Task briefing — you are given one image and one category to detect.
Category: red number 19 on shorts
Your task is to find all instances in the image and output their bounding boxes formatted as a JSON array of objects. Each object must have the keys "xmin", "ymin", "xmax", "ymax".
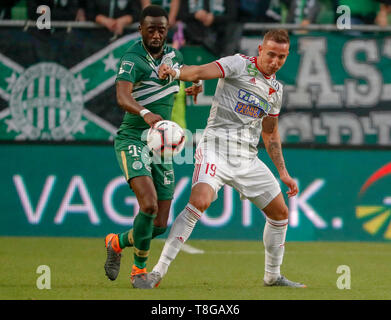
[
  {"xmin": 192, "ymin": 162, "xmax": 217, "ymax": 184},
  {"xmin": 205, "ymin": 162, "xmax": 216, "ymax": 177}
]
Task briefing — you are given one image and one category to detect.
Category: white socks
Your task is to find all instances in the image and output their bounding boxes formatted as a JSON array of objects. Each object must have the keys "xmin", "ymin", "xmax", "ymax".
[
  {"xmin": 153, "ymin": 204, "xmax": 288, "ymax": 284},
  {"xmin": 263, "ymin": 217, "xmax": 288, "ymax": 284},
  {"xmin": 152, "ymin": 203, "xmax": 201, "ymax": 277}
]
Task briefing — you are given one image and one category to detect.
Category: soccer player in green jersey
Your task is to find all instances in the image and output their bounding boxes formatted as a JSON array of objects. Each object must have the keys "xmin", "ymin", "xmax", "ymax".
[{"xmin": 103, "ymin": 5, "xmax": 201, "ymax": 289}]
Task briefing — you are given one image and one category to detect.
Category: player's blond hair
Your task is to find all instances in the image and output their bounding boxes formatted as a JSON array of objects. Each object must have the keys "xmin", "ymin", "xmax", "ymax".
[{"xmin": 263, "ymin": 29, "xmax": 290, "ymax": 45}]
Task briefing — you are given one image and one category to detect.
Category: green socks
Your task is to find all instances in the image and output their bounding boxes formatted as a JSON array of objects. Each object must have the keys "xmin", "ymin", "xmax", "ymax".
[
  {"xmin": 117, "ymin": 212, "xmax": 168, "ymax": 269},
  {"xmin": 132, "ymin": 211, "xmax": 155, "ymax": 269},
  {"xmin": 118, "ymin": 226, "xmax": 167, "ymax": 249},
  {"xmin": 118, "ymin": 230, "xmax": 133, "ymax": 249}
]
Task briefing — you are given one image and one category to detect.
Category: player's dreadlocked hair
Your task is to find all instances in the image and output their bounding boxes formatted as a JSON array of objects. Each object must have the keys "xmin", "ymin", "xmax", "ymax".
[
  {"xmin": 263, "ymin": 29, "xmax": 290, "ymax": 45},
  {"xmin": 140, "ymin": 5, "xmax": 169, "ymax": 24}
]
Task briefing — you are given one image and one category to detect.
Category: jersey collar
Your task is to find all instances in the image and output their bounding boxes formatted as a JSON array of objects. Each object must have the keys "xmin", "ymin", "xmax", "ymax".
[
  {"xmin": 252, "ymin": 56, "xmax": 273, "ymax": 79},
  {"xmin": 142, "ymin": 41, "xmax": 167, "ymax": 66}
]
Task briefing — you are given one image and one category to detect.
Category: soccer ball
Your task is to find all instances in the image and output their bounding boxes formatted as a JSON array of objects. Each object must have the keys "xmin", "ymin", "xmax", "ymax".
[{"xmin": 147, "ymin": 120, "xmax": 186, "ymax": 157}]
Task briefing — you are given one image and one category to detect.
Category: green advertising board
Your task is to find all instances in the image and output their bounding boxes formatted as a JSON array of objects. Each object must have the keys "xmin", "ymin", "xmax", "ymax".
[{"xmin": 1, "ymin": 144, "xmax": 390, "ymax": 241}]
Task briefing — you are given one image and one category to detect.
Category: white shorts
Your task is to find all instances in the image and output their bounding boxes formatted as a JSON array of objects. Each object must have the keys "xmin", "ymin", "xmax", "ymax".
[{"xmin": 192, "ymin": 144, "xmax": 281, "ymax": 209}]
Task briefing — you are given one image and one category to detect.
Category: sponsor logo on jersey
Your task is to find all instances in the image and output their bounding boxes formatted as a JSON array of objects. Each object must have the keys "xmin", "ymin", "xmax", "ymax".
[
  {"xmin": 234, "ymin": 101, "xmax": 264, "ymax": 118},
  {"xmin": 237, "ymin": 89, "xmax": 271, "ymax": 114},
  {"xmin": 271, "ymin": 78, "xmax": 280, "ymax": 92}
]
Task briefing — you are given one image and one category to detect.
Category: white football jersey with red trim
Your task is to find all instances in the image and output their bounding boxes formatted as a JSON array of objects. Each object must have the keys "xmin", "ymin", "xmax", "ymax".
[{"xmin": 199, "ymin": 54, "xmax": 283, "ymax": 159}]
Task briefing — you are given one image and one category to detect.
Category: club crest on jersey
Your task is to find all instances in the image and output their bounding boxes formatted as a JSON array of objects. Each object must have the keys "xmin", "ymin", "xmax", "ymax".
[
  {"xmin": 161, "ymin": 51, "xmax": 176, "ymax": 67},
  {"xmin": 247, "ymin": 63, "xmax": 258, "ymax": 76},
  {"xmin": 237, "ymin": 89, "xmax": 271, "ymax": 114}
]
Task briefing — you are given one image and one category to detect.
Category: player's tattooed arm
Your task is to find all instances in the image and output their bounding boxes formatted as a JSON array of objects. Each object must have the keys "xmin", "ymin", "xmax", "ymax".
[
  {"xmin": 262, "ymin": 117, "xmax": 286, "ymax": 175},
  {"xmin": 262, "ymin": 116, "xmax": 298, "ymax": 197}
]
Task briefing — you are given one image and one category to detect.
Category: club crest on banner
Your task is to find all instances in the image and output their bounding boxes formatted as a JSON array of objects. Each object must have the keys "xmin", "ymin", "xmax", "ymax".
[
  {"xmin": 8, "ymin": 63, "xmax": 84, "ymax": 140},
  {"xmin": 0, "ymin": 32, "xmax": 141, "ymax": 141}
]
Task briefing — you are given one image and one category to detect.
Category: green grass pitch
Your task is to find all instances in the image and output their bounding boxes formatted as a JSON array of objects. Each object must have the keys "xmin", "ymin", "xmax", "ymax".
[{"xmin": 1, "ymin": 237, "xmax": 390, "ymax": 300}]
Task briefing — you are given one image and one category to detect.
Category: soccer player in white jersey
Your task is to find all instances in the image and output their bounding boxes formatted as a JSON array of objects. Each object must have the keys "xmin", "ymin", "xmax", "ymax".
[{"xmin": 147, "ymin": 29, "xmax": 306, "ymax": 288}]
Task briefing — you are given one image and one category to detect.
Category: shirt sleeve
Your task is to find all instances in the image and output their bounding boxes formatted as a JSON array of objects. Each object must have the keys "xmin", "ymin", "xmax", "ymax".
[
  {"xmin": 268, "ymin": 85, "xmax": 283, "ymax": 117},
  {"xmin": 177, "ymin": 50, "xmax": 184, "ymax": 67},
  {"xmin": 214, "ymin": 54, "xmax": 245, "ymax": 79},
  {"xmin": 116, "ymin": 54, "xmax": 144, "ymax": 83}
]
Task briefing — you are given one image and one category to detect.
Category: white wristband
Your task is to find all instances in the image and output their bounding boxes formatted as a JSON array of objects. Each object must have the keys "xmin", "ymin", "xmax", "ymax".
[
  {"xmin": 193, "ymin": 80, "xmax": 203, "ymax": 87},
  {"xmin": 173, "ymin": 68, "xmax": 181, "ymax": 80},
  {"xmin": 139, "ymin": 109, "xmax": 151, "ymax": 118}
]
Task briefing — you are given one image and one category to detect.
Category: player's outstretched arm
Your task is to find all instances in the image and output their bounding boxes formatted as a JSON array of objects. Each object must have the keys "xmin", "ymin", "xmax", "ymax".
[
  {"xmin": 262, "ymin": 116, "xmax": 298, "ymax": 197},
  {"xmin": 159, "ymin": 62, "xmax": 223, "ymax": 82},
  {"xmin": 116, "ymin": 80, "xmax": 162, "ymax": 126}
]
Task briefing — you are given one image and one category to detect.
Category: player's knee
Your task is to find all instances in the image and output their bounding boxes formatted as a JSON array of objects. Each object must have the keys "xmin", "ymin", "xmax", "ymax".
[
  {"xmin": 275, "ymin": 204, "xmax": 289, "ymax": 221},
  {"xmin": 139, "ymin": 200, "xmax": 158, "ymax": 215},
  {"xmin": 189, "ymin": 198, "xmax": 211, "ymax": 213},
  {"xmin": 136, "ymin": 191, "xmax": 158, "ymax": 214}
]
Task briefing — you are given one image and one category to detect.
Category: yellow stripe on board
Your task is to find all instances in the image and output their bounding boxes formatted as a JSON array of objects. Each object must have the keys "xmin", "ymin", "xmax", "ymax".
[
  {"xmin": 363, "ymin": 210, "xmax": 391, "ymax": 235},
  {"xmin": 121, "ymin": 151, "xmax": 129, "ymax": 181},
  {"xmin": 384, "ymin": 220, "xmax": 391, "ymax": 240},
  {"xmin": 356, "ymin": 206, "xmax": 384, "ymax": 218}
]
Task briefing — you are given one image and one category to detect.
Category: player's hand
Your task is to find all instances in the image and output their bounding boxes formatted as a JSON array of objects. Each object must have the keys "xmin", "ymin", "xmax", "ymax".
[
  {"xmin": 158, "ymin": 63, "xmax": 175, "ymax": 80},
  {"xmin": 143, "ymin": 112, "xmax": 163, "ymax": 127},
  {"xmin": 185, "ymin": 84, "xmax": 203, "ymax": 104},
  {"xmin": 280, "ymin": 174, "xmax": 299, "ymax": 198}
]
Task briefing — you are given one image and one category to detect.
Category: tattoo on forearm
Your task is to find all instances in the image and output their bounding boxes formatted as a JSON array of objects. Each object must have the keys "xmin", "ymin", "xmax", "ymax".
[
  {"xmin": 267, "ymin": 140, "xmax": 286, "ymax": 172},
  {"xmin": 262, "ymin": 117, "xmax": 286, "ymax": 173}
]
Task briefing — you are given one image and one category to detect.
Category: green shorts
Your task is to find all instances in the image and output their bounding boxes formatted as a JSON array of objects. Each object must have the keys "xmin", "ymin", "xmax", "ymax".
[{"xmin": 114, "ymin": 139, "xmax": 175, "ymax": 201}]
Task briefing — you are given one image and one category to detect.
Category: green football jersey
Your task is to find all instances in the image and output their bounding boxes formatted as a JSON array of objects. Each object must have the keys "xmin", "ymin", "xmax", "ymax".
[{"xmin": 115, "ymin": 40, "xmax": 183, "ymax": 146}]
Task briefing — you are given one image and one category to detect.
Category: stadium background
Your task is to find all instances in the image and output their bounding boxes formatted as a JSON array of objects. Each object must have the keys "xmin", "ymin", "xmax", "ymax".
[{"xmin": 1, "ymin": 2, "xmax": 391, "ymax": 246}]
